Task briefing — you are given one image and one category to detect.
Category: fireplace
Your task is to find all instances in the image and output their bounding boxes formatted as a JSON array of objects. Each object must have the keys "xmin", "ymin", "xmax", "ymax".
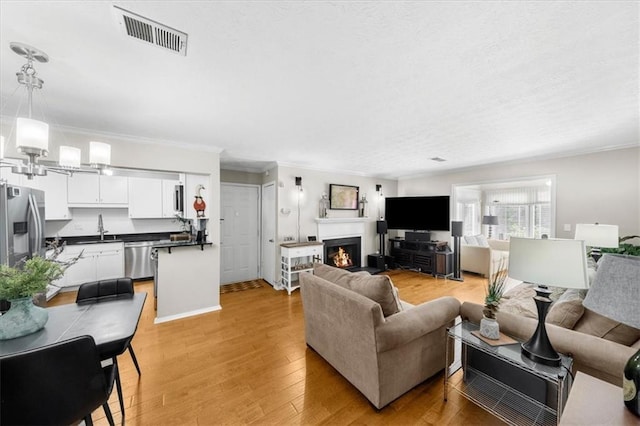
[{"xmin": 324, "ymin": 237, "xmax": 361, "ymax": 271}]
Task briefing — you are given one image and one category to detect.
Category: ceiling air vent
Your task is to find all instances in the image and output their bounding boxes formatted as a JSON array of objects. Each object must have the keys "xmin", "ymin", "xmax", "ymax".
[{"xmin": 114, "ymin": 5, "xmax": 188, "ymax": 56}]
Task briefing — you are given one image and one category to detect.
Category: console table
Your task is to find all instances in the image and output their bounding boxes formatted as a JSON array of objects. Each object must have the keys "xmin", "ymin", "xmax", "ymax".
[
  {"xmin": 389, "ymin": 238, "xmax": 451, "ymax": 276},
  {"xmin": 280, "ymin": 242, "xmax": 324, "ymax": 295}
]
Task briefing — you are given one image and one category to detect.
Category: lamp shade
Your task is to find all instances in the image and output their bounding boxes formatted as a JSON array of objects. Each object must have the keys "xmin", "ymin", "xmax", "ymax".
[
  {"xmin": 16, "ymin": 117, "xmax": 49, "ymax": 152},
  {"xmin": 574, "ymin": 223, "xmax": 619, "ymax": 248},
  {"xmin": 508, "ymin": 237, "xmax": 589, "ymax": 289},
  {"xmin": 89, "ymin": 141, "xmax": 111, "ymax": 166},
  {"xmin": 482, "ymin": 215, "xmax": 499, "ymax": 225},
  {"xmin": 58, "ymin": 146, "xmax": 81, "ymax": 169},
  {"xmin": 583, "ymin": 254, "xmax": 640, "ymax": 329}
]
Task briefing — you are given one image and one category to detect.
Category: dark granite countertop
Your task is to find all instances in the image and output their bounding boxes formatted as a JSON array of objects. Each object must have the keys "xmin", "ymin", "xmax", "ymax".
[
  {"xmin": 153, "ymin": 240, "xmax": 212, "ymax": 249},
  {"xmin": 47, "ymin": 232, "xmax": 175, "ymax": 246}
]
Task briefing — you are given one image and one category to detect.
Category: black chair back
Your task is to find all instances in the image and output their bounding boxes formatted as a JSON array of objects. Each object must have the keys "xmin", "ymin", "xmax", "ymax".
[
  {"xmin": 76, "ymin": 277, "xmax": 134, "ymax": 304},
  {"xmin": 0, "ymin": 335, "xmax": 112, "ymax": 426}
]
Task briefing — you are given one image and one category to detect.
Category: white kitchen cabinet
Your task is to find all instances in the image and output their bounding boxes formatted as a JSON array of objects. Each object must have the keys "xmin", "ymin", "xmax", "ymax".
[
  {"xmin": 128, "ymin": 177, "xmax": 182, "ymax": 219},
  {"xmin": 53, "ymin": 242, "xmax": 124, "ymax": 288},
  {"xmin": 128, "ymin": 177, "xmax": 163, "ymax": 218},
  {"xmin": 0, "ymin": 159, "xmax": 25, "ymax": 186},
  {"xmin": 29, "ymin": 172, "xmax": 72, "ymax": 220},
  {"xmin": 68, "ymin": 173, "xmax": 128, "ymax": 207},
  {"xmin": 184, "ymin": 173, "xmax": 210, "ymax": 220}
]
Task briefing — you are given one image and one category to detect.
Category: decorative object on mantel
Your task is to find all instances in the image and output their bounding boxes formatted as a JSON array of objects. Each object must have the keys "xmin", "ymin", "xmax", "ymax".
[
  {"xmin": 319, "ymin": 193, "xmax": 329, "ymax": 218},
  {"xmin": 193, "ymin": 184, "xmax": 206, "ymax": 217},
  {"xmin": 359, "ymin": 194, "xmax": 368, "ymax": 218},
  {"xmin": 480, "ymin": 261, "xmax": 507, "ymax": 340},
  {"xmin": 582, "ymin": 254, "xmax": 640, "ymax": 417},
  {"xmin": 0, "ymin": 42, "xmax": 112, "ymax": 179},
  {"xmin": 0, "ymin": 241, "xmax": 81, "ymax": 340}
]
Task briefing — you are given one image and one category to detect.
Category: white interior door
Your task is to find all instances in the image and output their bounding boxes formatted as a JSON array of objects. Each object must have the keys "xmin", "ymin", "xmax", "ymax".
[
  {"xmin": 261, "ymin": 182, "xmax": 277, "ymax": 286},
  {"xmin": 221, "ymin": 184, "xmax": 260, "ymax": 285}
]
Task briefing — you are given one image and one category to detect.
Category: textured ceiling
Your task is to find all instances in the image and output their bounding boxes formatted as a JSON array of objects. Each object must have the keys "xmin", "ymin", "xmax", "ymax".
[{"xmin": 0, "ymin": 1, "xmax": 638, "ymax": 179}]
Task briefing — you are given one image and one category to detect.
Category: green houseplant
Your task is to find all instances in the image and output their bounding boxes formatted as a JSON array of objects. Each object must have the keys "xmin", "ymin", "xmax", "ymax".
[
  {"xmin": 480, "ymin": 262, "xmax": 508, "ymax": 339},
  {"xmin": 0, "ymin": 241, "xmax": 81, "ymax": 340}
]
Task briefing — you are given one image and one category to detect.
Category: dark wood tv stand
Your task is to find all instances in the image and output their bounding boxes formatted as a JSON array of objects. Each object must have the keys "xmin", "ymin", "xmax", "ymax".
[{"xmin": 389, "ymin": 238, "xmax": 452, "ymax": 276}]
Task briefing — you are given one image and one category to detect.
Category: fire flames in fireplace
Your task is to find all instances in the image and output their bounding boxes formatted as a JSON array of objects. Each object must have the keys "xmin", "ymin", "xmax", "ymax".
[{"xmin": 332, "ymin": 247, "xmax": 353, "ymax": 268}]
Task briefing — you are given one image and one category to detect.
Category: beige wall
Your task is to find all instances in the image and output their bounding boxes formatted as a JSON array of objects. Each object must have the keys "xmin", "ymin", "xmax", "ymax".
[
  {"xmin": 221, "ymin": 170, "xmax": 264, "ymax": 185},
  {"xmin": 398, "ymin": 147, "xmax": 640, "ymax": 238}
]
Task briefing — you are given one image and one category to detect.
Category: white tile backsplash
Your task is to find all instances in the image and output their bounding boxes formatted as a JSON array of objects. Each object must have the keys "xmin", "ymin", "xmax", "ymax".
[{"xmin": 45, "ymin": 208, "xmax": 182, "ymax": 238}]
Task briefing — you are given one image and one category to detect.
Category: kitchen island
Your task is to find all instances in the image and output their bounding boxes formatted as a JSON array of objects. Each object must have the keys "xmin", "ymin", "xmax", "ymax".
[{"xmin": 153, "ymin": 240, "xmax": 219, "ymax": 324}]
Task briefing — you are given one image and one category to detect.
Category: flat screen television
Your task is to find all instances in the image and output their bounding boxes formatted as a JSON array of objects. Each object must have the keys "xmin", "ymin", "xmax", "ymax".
[
  {"xmin": 384, "ymin": 196, "xmax": 450, "ymax": 231},
  {"xmin": 329, "ymin": 184, "xmax": 359, "ymax": 210}
]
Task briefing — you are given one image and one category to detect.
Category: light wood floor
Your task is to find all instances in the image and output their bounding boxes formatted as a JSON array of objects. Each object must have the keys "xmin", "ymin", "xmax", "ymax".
[{"xmin": 50, "ymin": 270, "xmax": 504, "ymax": 425}]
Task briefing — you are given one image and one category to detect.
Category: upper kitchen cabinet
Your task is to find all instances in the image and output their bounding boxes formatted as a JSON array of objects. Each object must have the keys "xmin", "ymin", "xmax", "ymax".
[
  {"xmin": 0, "ymin": 159, "xmax": 24, "ymax": 186},
  {"xmin": 28, "ymin": 172, "xmax": 72, "ymax": 220},
  {"xmin": 67, "ymin": 173, "xmax": 128, "ymax": 207},
  {"xmin": 128, "ymin": 177, "xmax": 163, "ymax": 218},
  {"xmin": 184, "ymin": 174, "xmax": 210, "ymax": 220},
  {"xmin": 128, "ymin": 177, "xmax": 183, "ymax": 219}
]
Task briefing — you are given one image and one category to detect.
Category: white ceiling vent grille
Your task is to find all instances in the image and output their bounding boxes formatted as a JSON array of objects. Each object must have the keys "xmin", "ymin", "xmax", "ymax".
[{"xmin": 114, "ymin": 6, "xmax": 187, "ymax": 56}]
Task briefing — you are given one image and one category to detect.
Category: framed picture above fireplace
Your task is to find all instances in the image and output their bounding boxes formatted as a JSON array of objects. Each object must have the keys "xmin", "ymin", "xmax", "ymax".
[{"xmin": 329, "ymin": 184, "xmax": 359, "ymax": 210}]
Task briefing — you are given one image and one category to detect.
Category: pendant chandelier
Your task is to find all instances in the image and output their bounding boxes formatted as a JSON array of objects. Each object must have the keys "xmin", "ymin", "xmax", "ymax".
[{"xmin": 0, "ymin": 42, "xmax": 111, "ymax": 179}]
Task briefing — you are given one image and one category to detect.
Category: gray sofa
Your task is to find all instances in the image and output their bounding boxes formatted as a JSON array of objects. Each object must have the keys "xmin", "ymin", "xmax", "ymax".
[{"xmin": 299, "ymin": 264, "xmax": 460, "ymax": 409}]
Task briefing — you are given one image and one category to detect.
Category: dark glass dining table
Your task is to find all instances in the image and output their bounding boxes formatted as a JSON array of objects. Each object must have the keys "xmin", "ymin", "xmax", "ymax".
[{"xmin": 0, "ymin": 292, "xmax": 147, "ymax": 358}]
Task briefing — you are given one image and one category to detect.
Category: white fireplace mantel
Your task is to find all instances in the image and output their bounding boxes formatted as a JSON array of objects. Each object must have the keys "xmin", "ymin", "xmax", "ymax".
[{"xmin": 316, "ymin": 218, "xmax": 367, "ymax": 267}]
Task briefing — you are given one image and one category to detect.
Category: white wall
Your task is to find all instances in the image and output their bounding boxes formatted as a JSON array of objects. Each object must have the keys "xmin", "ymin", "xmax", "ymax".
[{"xmin": 399, "ymin": 147, "xmax": 640, "ymax": 239}]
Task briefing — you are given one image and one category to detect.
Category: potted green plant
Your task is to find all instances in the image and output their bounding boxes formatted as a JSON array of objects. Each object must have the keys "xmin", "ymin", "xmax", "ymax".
[
  {"xmin": 0, "ymin": 241, "xmax": 81, "ymax": 340},
  {"xmin": 480, "ymin": 261, "xmax": 508, "ymax": 340}
]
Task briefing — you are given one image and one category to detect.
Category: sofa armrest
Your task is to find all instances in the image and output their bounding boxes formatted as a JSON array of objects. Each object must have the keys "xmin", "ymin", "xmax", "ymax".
[
  {"xmin": 375, "ymin": 296, "xmax": 460, "ymax": 353},
  {"xmin": 488, "ymin": 239, "xmax": 510, "ymax": 251},
  {"xmin": 460, "ymin": 245, "xmax": 492, "ymax": 276}
]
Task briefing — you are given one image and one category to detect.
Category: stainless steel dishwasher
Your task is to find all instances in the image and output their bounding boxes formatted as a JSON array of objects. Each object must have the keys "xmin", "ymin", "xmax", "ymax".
[{"xmin": 124, "ymin": 241, "xmax": 155, "ymax": 279}]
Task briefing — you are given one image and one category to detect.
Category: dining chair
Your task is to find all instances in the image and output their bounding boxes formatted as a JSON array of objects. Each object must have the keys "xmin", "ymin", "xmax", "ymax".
[
  {"xmin": 0, "ymin": 335, "xmax": 116, "ymax": 426},
  {"xmin": 76, "ymin": 277, "xmax": 142, "ymax": 419}
]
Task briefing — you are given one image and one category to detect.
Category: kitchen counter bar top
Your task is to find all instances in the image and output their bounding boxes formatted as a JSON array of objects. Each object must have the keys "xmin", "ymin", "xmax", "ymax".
[
  {"xmin": 47, "ymin": 232, "xmax": 174, "ymax": 246},
  {"xmin": 154, "ymin": 240, "xmax": 213, "ymax": 249}
]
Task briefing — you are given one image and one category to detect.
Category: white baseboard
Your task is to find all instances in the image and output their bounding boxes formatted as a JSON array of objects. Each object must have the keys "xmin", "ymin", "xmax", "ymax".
[{"xmin": 154, "ymin": 305, "xmax": 222, "ymax": 324}]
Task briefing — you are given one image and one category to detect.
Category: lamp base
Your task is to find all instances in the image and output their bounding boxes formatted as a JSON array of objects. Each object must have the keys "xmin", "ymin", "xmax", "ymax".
[{"xmin": 521, "ymin": 286, "xmax": 561, "ymax": 367}]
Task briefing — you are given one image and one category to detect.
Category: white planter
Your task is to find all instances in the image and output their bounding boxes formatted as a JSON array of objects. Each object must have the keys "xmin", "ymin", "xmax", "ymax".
[{"xmin": 480, "ymin": 316, "xmax": 500, "ymax": 340}]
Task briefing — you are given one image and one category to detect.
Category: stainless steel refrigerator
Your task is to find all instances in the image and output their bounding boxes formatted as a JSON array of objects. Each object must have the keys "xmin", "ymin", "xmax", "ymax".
[{"xmin": 0, "ymin": 183, "xmax": 46, "ymax": 267}]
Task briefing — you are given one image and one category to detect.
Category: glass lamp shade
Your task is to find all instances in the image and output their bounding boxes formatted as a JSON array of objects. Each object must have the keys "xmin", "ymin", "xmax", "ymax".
[
  {"xmin": 89, "ymin": 141, "xmax": 111, "ymax": 166},
  {"xmin": 58, "ymin": 146, "xmax": 81, "ymax": 169},
  {"xmin": 16, "ymin": 117, "xmax": 49, "ymax": 152}
]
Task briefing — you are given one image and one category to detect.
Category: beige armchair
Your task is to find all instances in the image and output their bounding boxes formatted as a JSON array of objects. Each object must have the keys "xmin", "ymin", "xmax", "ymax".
[
  {"xmin": 300, "ymin": 264, "xmax": 460, "ymax": 409},
  {"xmin": 461, "ymin": 239, "xmax": 509, "ymax": 278}
]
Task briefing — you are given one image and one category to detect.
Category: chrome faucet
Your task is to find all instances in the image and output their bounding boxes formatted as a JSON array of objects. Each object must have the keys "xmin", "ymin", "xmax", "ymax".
[{"xmin": 98, "ymin": 214, "xmax": 108, "ymax": 240}]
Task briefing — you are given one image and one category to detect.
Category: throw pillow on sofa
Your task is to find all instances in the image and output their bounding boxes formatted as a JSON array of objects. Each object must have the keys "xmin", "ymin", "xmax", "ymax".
[
  {"xmin": 499, "ymin": 283, "xmax": 585, "ymax": 329},
  {"xmin": 313, "ymin": 263, "xmax": 402, "ymax": 317}
]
